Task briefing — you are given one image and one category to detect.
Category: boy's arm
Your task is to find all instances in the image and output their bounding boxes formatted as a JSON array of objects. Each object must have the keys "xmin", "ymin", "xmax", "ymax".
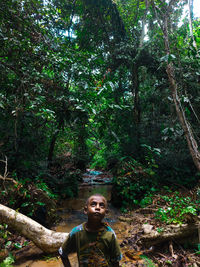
[
  {"xmin": 59, "ymin": 230, "xmax": 75, "ymax": 267},
  {"xmin": 60, "ymin": 254, "xmax": 71, "ymax": 267},
  {"xmin": 109, "ymin": 229, "xmax": 122, "ymax": 267}
]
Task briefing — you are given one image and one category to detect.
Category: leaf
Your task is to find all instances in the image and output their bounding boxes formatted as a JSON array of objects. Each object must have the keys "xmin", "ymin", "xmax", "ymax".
[
  {"xmin": 36, "ymin": 201, "xmax": 45, "ymax": 206},
  {"xmin": 97, "ymin": 88, "xmax": 104, "ymax": 95},
  {"xmin": 21, "ymin": 202, "xmax": 29, "ymax": 207},
  {"xmin": 0, "ymin": 102, "xmax": 4, "ymax": 109},
  {"xmin": 160, "ymin": 54, "xmax": 169, "ymax": 62},
  {"xmin": 0, "ymin": 254, "xmax": 14, "ymax": 266},
  {"xmin": 14, "ymin": 242, "xmax": 22, "ymax": 249},
  {"xmin": 5, "ymin": 241, "xmax": 12, "ymax": 248},
  {"xmin": 124, "ymin": 250, "xmax": 142, "ymax": 261}
]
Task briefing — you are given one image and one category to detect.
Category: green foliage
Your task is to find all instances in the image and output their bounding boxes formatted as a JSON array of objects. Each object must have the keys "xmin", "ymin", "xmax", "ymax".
[
  {"xmin": 90, "ymin": 151, "xmax": 107, "ymax": 169},
  {"xmin": 57, "ymin": 172, "xmax": 79, "ymax": 198},
  {"xmin": 139, "ymin": 190, "xmax": 156, "ymax": 208},
  {"xmin": 141, "ymin": 144, "xmax": 160, "ymax": 172},
  {"xmin": 0, "ymin": 3, "xmax": 200, "ymax": 265},
  {"xmin": 35, "ymin": 177, "xmax": 58, "ymax": 200},
  {"xmin": 0, "ymin": 223, "xmax": 28, "ymax": 262},
  {"xmin": 0, "ymin": 174, "xmax": 58, "ymax": 225},
  {"xmin": 156, "ymin": 227, "xmax": 164, "ymax": 233},
  {"xmin": 112, "ymin": 155, "xmax": 158, "ymax": 208},
  {"xmin": 0, "ymin": 254, "xmax": 14, "ymax": 267},
  {"xmin": 14, "ymin": 177, "xmax": 57, "ymax": 217},
  {"xmin": 195, "ymin": 244, "xmax": 200, "ymax": 255},
  {"xmin": 0, "ymin": 224, "xmax": 10, "ymax": 242},
  {"xmin": 155, "ymin": 192, "xmax": 198, "ymax": 224},
  {"xmin": 140, "ymin": 255, "xmax": 156, "ymax": 267},
  {"xmin": 88, "ymin": 142, "xmax": 121, "ymax": 170}
]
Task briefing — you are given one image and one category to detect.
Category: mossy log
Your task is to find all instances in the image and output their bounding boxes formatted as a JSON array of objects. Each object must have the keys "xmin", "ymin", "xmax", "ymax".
[
  {"xmin": 0, "ymin": 204, "xmax": 68, "ymax": 253},
  {"xmin": 137, "ymin": 223, "xmax": 200, "ymax": 247}
]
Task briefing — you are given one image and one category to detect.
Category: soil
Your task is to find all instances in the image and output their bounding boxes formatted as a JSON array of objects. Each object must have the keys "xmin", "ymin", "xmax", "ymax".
[{"xmin": 116, "ymin": 211, "xmax": 200, "ymax": 266}]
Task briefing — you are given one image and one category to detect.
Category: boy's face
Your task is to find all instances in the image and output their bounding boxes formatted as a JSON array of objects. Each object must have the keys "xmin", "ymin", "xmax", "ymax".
[{"xmin": 84, "ymin": 195, "xmax": 108, "ymax": 222}]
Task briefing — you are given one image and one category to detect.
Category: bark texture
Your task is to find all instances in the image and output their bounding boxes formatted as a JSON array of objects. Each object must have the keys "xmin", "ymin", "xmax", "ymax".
[
  {"xmin": 137, "ymin": 223, "xmax": 200, "ymax": 247},
  {"xmin": 0, "ymin": 204, "xmax": 68, "ymax": 253}
]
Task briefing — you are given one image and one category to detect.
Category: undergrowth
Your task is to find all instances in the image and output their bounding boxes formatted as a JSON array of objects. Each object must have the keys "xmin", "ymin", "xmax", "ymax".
[
  {"xmin": 155, "ymin": 190, "xmax": 199, "ymax": 224},
  {"xmin": 0, "ymin": 254, "xmax": 14, "ymax": 267}
]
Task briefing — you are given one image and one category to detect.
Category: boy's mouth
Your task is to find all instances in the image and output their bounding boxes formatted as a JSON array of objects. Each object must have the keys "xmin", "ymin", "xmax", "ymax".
[{"xmin": 93, "ymin": 212, "xmax": 101, "ymax": 216}]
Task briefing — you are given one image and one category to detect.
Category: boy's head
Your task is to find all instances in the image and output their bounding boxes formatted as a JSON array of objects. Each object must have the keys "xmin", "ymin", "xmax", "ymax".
[{"xmin": 84, "ymin": 194, "xmax": 108, "ymax": 222}]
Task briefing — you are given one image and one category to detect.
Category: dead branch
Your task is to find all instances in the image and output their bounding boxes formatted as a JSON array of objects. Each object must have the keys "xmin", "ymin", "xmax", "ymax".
[{"xmin": 0, "ymin": 156, "xmax": 18, "ymax": 192}]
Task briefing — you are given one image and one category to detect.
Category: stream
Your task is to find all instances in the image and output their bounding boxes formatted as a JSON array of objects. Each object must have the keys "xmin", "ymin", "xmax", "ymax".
[{"xmin": 14, "ymin": 170, "xmax": 128, "ymax": 267}]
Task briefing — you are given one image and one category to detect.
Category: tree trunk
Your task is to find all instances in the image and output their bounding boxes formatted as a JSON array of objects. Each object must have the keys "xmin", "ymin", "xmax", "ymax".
[
  {"xmin": 132, "ymin": 64, "xmax": 141, "ymax": 154},
  {"xmin": 188, "ymin": 0, "xmax": 197, "ymax": 49},
  {"xmin": 162, "ymin": 15, "xmax": 200, "ymax": 172},
  {"xmin": 48, "ymin": 120, "xmax": 63, "ymax": 166},
  {"xmin": 0, "ymin": 204, "xmax": 68, "ymax": 253},
  {"xmin": 132, "ymin": 64, "xmax": 140, "ymax": 125}
]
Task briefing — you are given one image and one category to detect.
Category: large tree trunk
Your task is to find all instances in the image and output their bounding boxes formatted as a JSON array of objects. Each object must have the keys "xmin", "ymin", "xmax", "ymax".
[{"xmin": 0, "ymin": 204, "xmax": 68, "ymax": 253}]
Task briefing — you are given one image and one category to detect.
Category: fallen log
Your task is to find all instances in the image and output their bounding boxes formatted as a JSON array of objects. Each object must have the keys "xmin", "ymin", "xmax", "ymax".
[
  {"xmin": 137, "ymin": 223, "xmax": 200, "ymax": 247},
  {"xmin": 0, "ymin": 204, "xmax": 68, "ymax": 253}
]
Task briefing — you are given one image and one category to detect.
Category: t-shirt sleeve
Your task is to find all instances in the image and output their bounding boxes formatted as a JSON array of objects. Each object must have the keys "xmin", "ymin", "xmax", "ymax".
[
  {"xmin": 110, "ymin": 232, "xmax": 122, "ymax": 263},
  {"xmin": 58, "ymin": 229, "xmax": 76, "ymax": 258}
]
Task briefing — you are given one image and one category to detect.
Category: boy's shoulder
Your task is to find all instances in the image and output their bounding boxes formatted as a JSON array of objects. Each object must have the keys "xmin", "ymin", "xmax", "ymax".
[
  {"xmin": 69, "ymin": 223, "xmax": 84, "ymax": 237},
  {"xmin": 69, "ymin": 223, "xmax": 116, "ymax": 237},
  {"xmin": 103, "ymin": 223, "xmax": 117, "ymax": 238}
]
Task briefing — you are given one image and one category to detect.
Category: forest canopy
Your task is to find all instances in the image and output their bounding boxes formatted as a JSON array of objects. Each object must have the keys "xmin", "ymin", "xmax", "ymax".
[{"xmin": 0, "ymin": 0, "xmax": 200, "ymax": 207}]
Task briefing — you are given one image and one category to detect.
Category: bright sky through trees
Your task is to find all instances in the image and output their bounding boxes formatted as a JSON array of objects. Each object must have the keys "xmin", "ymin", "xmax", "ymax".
[{"xmin": 193, "ymin": 0, "xmax": 200, "ymax": 17}]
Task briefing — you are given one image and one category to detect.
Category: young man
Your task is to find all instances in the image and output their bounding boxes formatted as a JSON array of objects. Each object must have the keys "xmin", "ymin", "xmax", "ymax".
[{"xmin": 59, "ymin": 194, "xmax": 122, "ymax": 266}]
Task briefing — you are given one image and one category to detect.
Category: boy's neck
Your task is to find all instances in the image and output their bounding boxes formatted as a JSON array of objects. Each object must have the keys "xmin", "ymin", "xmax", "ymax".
[{"xmin": 85, "ymin": 220, "xmax": 104, "ymax": 232}]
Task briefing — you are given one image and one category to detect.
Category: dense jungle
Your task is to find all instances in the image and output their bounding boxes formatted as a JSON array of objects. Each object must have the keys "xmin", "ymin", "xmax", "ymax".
[{"xmin": 0, "ymin": 0, "xmax": 200, "ymax": 266}]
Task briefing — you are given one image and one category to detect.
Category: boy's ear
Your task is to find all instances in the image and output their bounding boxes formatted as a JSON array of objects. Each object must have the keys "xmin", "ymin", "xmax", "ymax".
[
  {"xmin": 84, "ymin": 205, "xmax": 88, "ymax": 214},
  {"xmin": 105, "ymin": 208, "xmax": 109, "ymax": 214}
]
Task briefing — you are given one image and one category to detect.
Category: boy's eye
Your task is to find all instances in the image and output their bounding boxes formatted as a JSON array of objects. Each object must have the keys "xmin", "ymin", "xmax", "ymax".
[{"xmin": 90, "ymin": 202, "xmax": 105, "ymax": 208}]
